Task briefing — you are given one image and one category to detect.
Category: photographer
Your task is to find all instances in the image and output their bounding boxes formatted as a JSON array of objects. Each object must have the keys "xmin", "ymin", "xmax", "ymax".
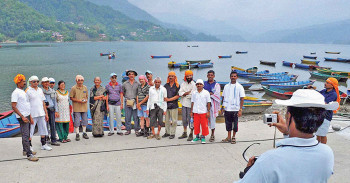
[{"xmin": 235, "ymin": 89, "xmax": 338, "ymax": 183}]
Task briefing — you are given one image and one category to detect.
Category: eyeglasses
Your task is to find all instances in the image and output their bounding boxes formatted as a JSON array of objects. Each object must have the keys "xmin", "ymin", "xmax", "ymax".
[
  {"xmin": 32, "ymin": 81, "xmax": 39, "ymax": 83},
  {"xmin": 77, "ymin": 79, "xmax": 84, "ymax": 82}
]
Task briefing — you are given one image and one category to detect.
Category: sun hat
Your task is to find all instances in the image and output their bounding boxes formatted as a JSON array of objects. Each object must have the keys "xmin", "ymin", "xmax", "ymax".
[
  {"xmin": 196, "ymin": 79, "xmax": 204, "ymax": 85},
  {"xmin": 49, "ymin": 78, "xmax": 55, "ymax": 83},
  {"xmin": 126, "ymin": 70, "xmax": 138, "ymax": 76},
  {"xmin": 275, "ymin": 89, "xmax": 339, "ymax": 110},
  {"xmin": 41, "ymin": 77, "xmax": 49, "ymax": 83},
  {"xmin": 110, "ymin": 73, "xmax": 117, "ymax": 77}
]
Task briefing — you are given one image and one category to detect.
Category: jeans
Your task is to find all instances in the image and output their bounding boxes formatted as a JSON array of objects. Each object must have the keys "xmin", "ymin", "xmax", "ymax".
[
  {"xmin": 48, "ymin": 109, "xmax": 57, "ymax": 142},
  {"xmin": 125, "ymin": 106, "xmax": 140, "ymax": 131},
  {"xmin": 18, "ymin": 116, "xmax": 32, "ymax": 157},
  {"xmin": 108, "ymin": 104, "xmax": 122, "ymax": 133}
]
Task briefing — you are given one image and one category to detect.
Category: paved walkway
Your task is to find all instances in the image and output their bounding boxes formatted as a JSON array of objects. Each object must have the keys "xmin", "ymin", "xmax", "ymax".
[{"xmin": 0, "ymin": 120, "xmax": 349, "ymax": 183}]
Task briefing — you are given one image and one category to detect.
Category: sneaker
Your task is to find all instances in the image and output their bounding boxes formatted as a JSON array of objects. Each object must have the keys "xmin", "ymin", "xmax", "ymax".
[
  {"xmin": 27, "ymin": 154, "xmax": 39, "ymax": 162},
  {"xmin": 178, "ymin": 132, "xmax": 188, "ymax": 139},
  {"xmin": 41, "ymin": 144, "xmax": 52, "ymax": 151},
  {"xmin": 51, "ymin": 142, "xmax": 60, "ymax": 146},
  {"xmin": 191, "ymin": 137, "xmax": 200, "ymax": 143},
  {"xmin": 23, "ymin": 151, "xmax": 37, "ymax": 156},
  {"xmin": 169, "ymin": 135, "xmax": 175, "ymax": 139},
  {"xmin": 162, "ymin": 133, "xmax": 170, "ymax": 138},
  {"xmin": 108, "ymin": 132, "xmax": 114, "ymax": 136},
  {"xmin": 76, "ymin": 134, "xmax": 80, "ymax": 141},
  {"xmin": 83, "ymin": 133, "xmax": 89, "ymax": 139},
  {"xmin": 201, "ymin": 138, "xmax": 206, "ymax": 144},
  {"xmin": 187, "ymin": 133, "xmax": 193, "ymax": 141}
]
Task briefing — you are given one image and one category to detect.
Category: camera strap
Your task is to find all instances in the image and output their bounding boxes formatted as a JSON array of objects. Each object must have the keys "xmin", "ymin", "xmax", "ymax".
[{"xmin": 278, "ymin": 141, "xmax": 319, "ymax": 148}]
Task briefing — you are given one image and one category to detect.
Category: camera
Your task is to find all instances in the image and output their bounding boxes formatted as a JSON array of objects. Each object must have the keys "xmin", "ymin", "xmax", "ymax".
[{"xmin": 263, "ymin": 114, "xmax": 277, "ymax": 124}]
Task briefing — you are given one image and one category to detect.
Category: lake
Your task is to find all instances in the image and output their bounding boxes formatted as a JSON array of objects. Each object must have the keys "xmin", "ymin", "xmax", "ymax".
[{"xmin": 0, "ymin": 41, "xmax": 349, "ymax": 112}]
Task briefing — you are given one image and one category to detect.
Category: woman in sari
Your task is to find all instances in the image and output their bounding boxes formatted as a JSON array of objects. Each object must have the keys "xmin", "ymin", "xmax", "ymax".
[
  {"xmin": 90, "ymin": 77, "xmax": 107, "ymax": 137},
  {"xmin": 55, "ymin": 80, "xmax": 71, "ymax": 143}
]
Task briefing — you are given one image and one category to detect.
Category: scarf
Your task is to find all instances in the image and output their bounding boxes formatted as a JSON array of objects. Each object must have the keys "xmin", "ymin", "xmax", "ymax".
[{"xmin": 326, "ymin": 78, "xmax": 340, "ymax": 113}]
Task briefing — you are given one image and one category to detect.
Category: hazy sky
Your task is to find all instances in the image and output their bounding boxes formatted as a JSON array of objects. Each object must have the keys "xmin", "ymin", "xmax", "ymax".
[{"xmin": 128, "ymin": 0, "xmax": 350, "ymax": 34}]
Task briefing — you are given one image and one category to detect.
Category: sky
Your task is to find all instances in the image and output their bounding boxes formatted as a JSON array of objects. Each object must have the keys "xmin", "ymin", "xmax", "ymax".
[{"xmin": 128, "ymin": 0, "xmax": 350, "ymax": 35}]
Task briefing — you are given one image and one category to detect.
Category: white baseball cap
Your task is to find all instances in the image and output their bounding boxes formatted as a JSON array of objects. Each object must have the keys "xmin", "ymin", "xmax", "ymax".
[
  {"xmin": 196, "ymin": 79, "xmax": 204, "ymax": 85},
  {"xmin": 28, "ymin": 76, "xmax": 39, "ymax": 82},
  {"xmin": 275, "ymin": 89, "xmax": 339, "ymax": 110},
  {"xmin": 41, "ymin": 77, "xmax": 49, "ymax": 83},
  {"xmin": 49, "ymin": 78, "xmax": 55, "ymax": 83}
]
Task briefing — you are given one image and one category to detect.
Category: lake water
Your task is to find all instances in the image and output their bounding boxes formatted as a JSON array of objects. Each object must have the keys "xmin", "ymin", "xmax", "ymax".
[{"xmin": 0, "ymin": 42, "xmax": 349, "ymax": 112}]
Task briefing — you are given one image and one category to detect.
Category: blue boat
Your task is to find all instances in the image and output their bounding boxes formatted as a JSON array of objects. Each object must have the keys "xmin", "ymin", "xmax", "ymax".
[
  {"xmin": 295, "ymin": 63, "xmax": 318, "ymax": 70},
  {"xmin": 108, "ymin": 54, "xmax": 116, "ymax": 59},
  {"xmin": 324, "ymin": 57, "xmax": 350, "ymax": 62},
  {"xmin": 268, "ymin": 80, "xmax": 315, "ymax": 91},
  {"xmin": 282, "ymin": 61, "xmax": 294, "ymax": 67},
  {"xmin": 173, "ymin": 62, "xmax": 188, "ymax": 68},
  {"xmin": 0, "ymin": 113, "xmax": 21, "ymax": 138},
  {"xmin": 218, "ymin": 55, "xmax": 232, "ymax": 58},
  {"xmin": 236, "ymin": 51, "xmax": 248, "ymax": 54},
  {"xmin": 233, "ymin": 70, "xmax": 253, "ymax": 77},
  {"xmin": 190, "ymin": 63, "xmax": 199, "ymax": 68},
  {"xmin": 303, "ymin": 55, "xmax": 317, "ymax": 59},
  {"xmin": 217, "ymin": 82, "xmax": 254, "ymax": 90},
  {"xmin": 259, "ymin": 72, "xmax": 288, "ymax": 76},
  {"xmin": 151, "ymin": 55, "xmax": 172, "ymax": 59},
  {"xmin": 198, "ymin": 63, "xmax": 214, "ymax": 68},
  {"xmin": 261, "ymin": 78, "xmax": 298, "ymax": 85},
  {"xmin": 262, "ymin": 75, "xmax": 298, "ymax": 81}
]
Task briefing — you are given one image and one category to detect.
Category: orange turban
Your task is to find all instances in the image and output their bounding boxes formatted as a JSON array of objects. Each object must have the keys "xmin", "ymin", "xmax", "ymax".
[
  {"xmin": 184, "ymin": 70, "xmax": 193, "ymax": 81},
  {"xmin": 14, "ymin": 74, "xmax": 26, "ymax": 84},
  {"xmin": 326, "ymin": 77, "xmax": 340, "ymax": 113},
  {"xmin": 167, "ymin": 71, "xmax": 179, "ymax": 87}
]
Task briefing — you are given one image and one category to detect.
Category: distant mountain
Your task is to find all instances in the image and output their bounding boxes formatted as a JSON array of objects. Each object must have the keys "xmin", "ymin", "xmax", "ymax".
[
  {"xmin": 253, "ymin": 19, "xmax": 350, "ymax": 44},
  {"xmin": 86, "ymin": 0, "xmax": 219, "ymax": 41}
]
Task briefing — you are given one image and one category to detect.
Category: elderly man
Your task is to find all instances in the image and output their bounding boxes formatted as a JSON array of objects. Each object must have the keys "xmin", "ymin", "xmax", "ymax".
[
  {"xmin": 26, "ymin": 76, "xmax": 52, "ymax": 151},
  {"xmin": 42, "ymin": 77, "xmax": 60, "ymax": 146},
  {"xmin": 146, "ymin": 77, "xmax": 167, "ymax": 140},
  {"xmin": 178, "ymin": 70, "xmax": 196, "ymax": 140},
  {"xmin": 49, "ymin": 78, "xmax": 55, "ymax": 89},
  {"xmin": 11, "ymin": 74, "xmax": 38, "ymax": 161},
  {"xmin": 163, "ymin": 71, "xmax": 180, "ymax": 139},
  {"xmin": 70, "ymin": 75, "xmax": 89, "ymax": 141},
  {"xmin": 145, "ymin": 70, "xmax": 154, "ymax": 86},
  {"xmin": 235, "ymin": 89, "xmax": 338, "ymax": 182},
  {"xmin": 121, "ymin": 70, "xmax": 140, "ymax": 135},
  {"xmin": 203, "ymin": 70, "xmax": 221, "ymax": 142},
  {"xmin": 106, "ymin": 73, "xmax": 123, "ymax": 136}
]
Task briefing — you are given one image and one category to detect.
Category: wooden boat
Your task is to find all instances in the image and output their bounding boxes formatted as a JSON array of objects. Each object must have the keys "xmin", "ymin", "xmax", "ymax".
[
  {"xmin": 309, "ymin": 72, "xmax": 348, "ymax": 82},
  {"xmin": 247, "ymin": 72, "xmax": 286, "ymax": 81},
  {"xmin": 282, "ymin": 61, "xmax": 294, "ymax": 67},
  {"xmin": 231, "ymin": 66, "xmax": 245, "ymax": 71},
  {"xmin": 260, "ymin": 60, "xmax": 276, "ymax": 66},
  {"xmin": 303, "ymin": 55, "xmax": 317, "ymax": 59},
  {"xmin": 316, "ymin": 68, "xmax": 350, "ymax": 77},
  {"xmin": 262, "ymin": 86, "xmax": 293, "ymax": 100},
  {"xmin": 217, "ymin": 82, "xmax": 254, "ymax": 91},
  {"xmin": 234, "ymin": 70, "xmax": 269, "ymax": 78},
  {"xmin": 246, "ymin": 66, "xmax": 258, "ymax": 73},
  {"xmin": 108, "ymin": 54, "xmax": 115, "ymax": 59},
  {"xmin": 261, "ymin": 78, "xmax": 298, "ymax": 85},
  {"xmin": 218, "ymin": 55, "xmax": 232, "ymax": 58},
  {"xmin": 324, "ymin": 57, "xmax": 350, "ymax": 63},
  {"xmin": 180, "ymin": 64, "xmax": 189, "ymax": 69},
  {"xmin": 151, "ymin": 55, "xmax": 172, "ymax": 58},
  {"xmin": 260, "ymin": 72, "xmax": 288, "ymax": 76},
  {"xmin": 262, "ymin": 75, "xmax": 298, "ymax": 81},
  {"xmin": 173, "ymin": 62, "xmax": 188, "ymax": 68},
  {"xmin": 268, "ymin": 80, "xmax": 315, "ymax": 91},
  {"xmin": 0, "ymin": 114, "xmax": 21, "ymax": 138},
  {"xmin": 185, "ymin": 60, "xmax": 211, "ymax": 64},
  {"xmin": 301, "ymin": 59, "xmax": 320, "ymax": 65},
  {"xmin": 100, "ymin": 53, "xmax": 110, "ymax": 56},
  {"xmin": 325, "ymin": 51, "xmax": 341, "ymax": 54},
  {"xmin": 295, "ymin": 63, "xmax": 319, "ymax": 70},
  {"xmin": 236, "ymin": 51, "xmax": 248, "ymax": 54},
  {"xmin": 310, "ymin": 52, "xmax": 316, "ymax": 54},
  {"xmin": 198, "ymin": 63, "xmax": 214, "ymax": 68},
  {"xmin": 0, "ymin": 110, "xmax": 13, "ymax": 120},
  {"xmin": 168, "ymin": 61, "xmax": 176, "ymax": 68},
  {"xmin": 192, "ymin": 45, "xmax": 199, "ymax": 47},
  {"xmin": 190, "ymin": 63, "xmax": 199, "ymax": 68}
]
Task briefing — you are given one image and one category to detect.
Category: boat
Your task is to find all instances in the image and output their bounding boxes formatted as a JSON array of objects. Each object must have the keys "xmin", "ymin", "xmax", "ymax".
[
  {"xmin": 100, "ymin": 53, "xmax": 110, "ymax": 56},
  {"xmin": 294, "ymin": 63, "xmax": 319, "ymax": 70},
  {"xmin": 309, "ymin": 72, "xmax": 348, "ymax": 82},
  {"xmin": 185, "ymin": 60, "xmax": 211, "ymax": 64},
  {"xmin": 310, "ymin": 52, "xmax": 316, "ymax": 54},
  {"xmin": 248, "ymin": 72, "xmax": 288, "ymax": 81},
  {"xmin": 0, "ymin": 110, "xmax": 13, "ymax": 120},
  {"xmin": 262, "ymin": 86, "xmax": 293, "ymax": 100},
  {"xmin": 303, "ymin": 56, "xmax": 317, "ymax": 59},
  {"xmin": 301, "ymin": 59, "xmax": 320, "ymax": 65},
  {"xmin": 316, "ymin": 68, "xmax": 350, "ymax": 77},
  {"xmin": 121, "ymin": 71, "xmax": 129, "ymax": 83},
  {"xmin": 0, "ymin": 113, "xmax": 21, "ymax": 138},
  {"xmin": 325, "ymin": 51, "xmax": 341, "ymax": 54},
  {"xmin": 218, "ymin": 55, "xmax": 232, "ymax": 58},
  {"xmin": 236, "ymin": 51, "xmax": 248, "ymax": 54},
  {"xmin": 190, "ymin": 63, "xmax": 199, "ymax": 68},
  {"xmin": 268, "ymin": 80, "xmax": 315, "ymax": 91},
  {"xmin": 261, "ymin": 77, "xmax": 298, "ymax": 85},
  {"xmin": 168, "ymin": 61, "xmax": 176, "ymax": 68},
  {"xmin": 260, "ymin": 72, "xmax": 288, "ymax": 76},
  {"xmin": 234, "ymin": 70, "xmax": 253, "ymax": 77},
  {"xmin": 282, "ymin": 61, "xmax": 294, "ymax": 67},
  {"xmin": 324, "ymin": 57, "xmax": 350, "ymax": 63},
  {"xmin": 231, "ymin": 66, "xmax": 245, "ymax": 71},
  {"xmin": 108, "ymin": 54, "xmax": 115, "ymax": 59},
  {"xmin": 262, "ymin": 74, "xmax": 298, "ymax": 81},
  {"xmin": 197, "ymin": 63, "xmax": 214, "ymax": 68},
  {"xmin": 180, "ymin": 64, "xmax": 189, "ymax": 69},
  {"xmin": 151, "ymin": 55, "xmax": 172, "ymax": 58},
  {"xmin": 192, "ymin": 45, "xmax": 199, "ymax": 47},
  {"xmin": 217, "ymin": 82, "xmax": 254, "ymax": 91},
  {"xmin": 260, "ymin": 60, "xmax": 276, "ymax": 66},
  {"xmin": 173, "ymin": 62, "xmax": 188, "ymax": 68},
  {"xmin": 246, "ymin": 66, "xmax": 258, "ymax": 73}
]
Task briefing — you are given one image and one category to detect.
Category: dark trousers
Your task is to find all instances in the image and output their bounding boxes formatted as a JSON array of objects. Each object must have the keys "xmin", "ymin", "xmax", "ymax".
[
  {"xmin": 125, "ymin": 106, "xmax": 140, "ymax": 131},
  {"xmin": 224, "ymin": 111, "xmax": 239, "ymax": 132},
  {"xmin": 48, "ymin": 109, "xmax": 57, "ymax": 142},
  {"xmin": 18, "ymin": 116, "xmax": 32, "ymax": 157}
]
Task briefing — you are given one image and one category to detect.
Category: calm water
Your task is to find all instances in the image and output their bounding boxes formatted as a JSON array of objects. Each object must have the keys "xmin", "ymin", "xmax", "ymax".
[{"xmin": 0, "ymin": 42, "xmax": 349, "ymax": 112}]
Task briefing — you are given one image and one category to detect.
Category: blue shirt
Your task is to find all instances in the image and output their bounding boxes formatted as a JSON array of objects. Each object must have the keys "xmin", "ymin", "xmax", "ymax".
[
  {"xmin": 319, "ymin": 89, "xmax": 337, "ymax": 121},
  {"xmin": 235, "ymin": 136, "xmax": 334, "ymax": 183},
  {"xmin": 204, "ymin": 81, "xmax": 217, "ymax": 93}
]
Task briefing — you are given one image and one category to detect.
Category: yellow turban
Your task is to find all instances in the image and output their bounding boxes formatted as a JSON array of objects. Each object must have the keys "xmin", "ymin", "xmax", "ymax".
[
  {"xmin": 184, "ymin": 70, "xmax": 193, "ymax": 81},
  {"xmin": 167, "ymin": 71, "xmax": 179, "ymax": 87},
  {"xmin": 326, "ymin": 77, "xmax": 340, "ymax": 113},
  {"xmin": 14, "ymin": 74, "xmax": 26, "ymax": 84}
]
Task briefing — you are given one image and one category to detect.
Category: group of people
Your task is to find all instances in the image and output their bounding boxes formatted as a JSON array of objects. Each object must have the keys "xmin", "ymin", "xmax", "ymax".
[{"xmin": 11, "ymin": 69, "xmax": 246, "ymax": 162}]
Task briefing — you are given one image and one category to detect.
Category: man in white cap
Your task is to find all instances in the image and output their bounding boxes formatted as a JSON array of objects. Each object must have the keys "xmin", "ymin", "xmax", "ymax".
[
  {"xmin": 235, "ymin": 89, "xmax": 338, "ymax": 183},
  {"xmin": 70, "ymin": 75, "xmax": 89, "ymax": 141},
  {"xmin": 26, "ymin": 76, "xmax": 52, "ymax": 151},
  {"xmin": 190, "ymin": 79, "xmax": 211, "ymax": 144},
  {"xmin": 49, "ymin": 78, "xmax": 55, "ymax": 89}
]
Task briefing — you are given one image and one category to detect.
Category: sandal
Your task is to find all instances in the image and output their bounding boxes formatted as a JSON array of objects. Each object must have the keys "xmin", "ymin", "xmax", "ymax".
[
  {"xmin": 62, "ymin": 140, "xmax": 67, "ymax": 143},
  {"xmin": 66, "ymin": 139, "xmax": 71, "ymax": 142},
  {"xmin": 221, "ymin": 138, "xmax": 231, "ymax": 143},
  {"xmin": 209, "ymin": 135, "xmax": 215, "ymax": 142},
  {"xmin": 231, "ymin": 137, "xmax": 236, "ymax": 144}
]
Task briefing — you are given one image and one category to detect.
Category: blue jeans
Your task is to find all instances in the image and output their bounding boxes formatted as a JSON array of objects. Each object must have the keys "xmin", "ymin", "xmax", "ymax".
[{"xmin": 125, "ymin": 106, "xmax": 140, "ymax": 131}]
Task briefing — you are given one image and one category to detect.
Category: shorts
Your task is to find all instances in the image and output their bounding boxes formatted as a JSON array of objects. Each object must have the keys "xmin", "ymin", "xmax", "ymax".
[
  {"xmin": 150, "ymin": 107, "xmax": 164, "ymax": 127},
  {"xmin": 137, "ymin": 105, "xmax": 148, "ymax": 118},
  {"xmin": 73, "ymin": 112, "xmax": 88, "ymax": 127},
  {"xmin": 315, "ymin": 119, "xmax": 330, "ymax": 137},
  {"xmin": 224, "ymin": 111, "xmax": 238, "ymax": 132}
]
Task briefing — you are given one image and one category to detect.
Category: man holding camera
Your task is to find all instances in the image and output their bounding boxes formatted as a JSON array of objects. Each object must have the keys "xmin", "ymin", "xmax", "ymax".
[{"xmin": 235, "ymin": 89, "xmax": 338, "ymax": 183}]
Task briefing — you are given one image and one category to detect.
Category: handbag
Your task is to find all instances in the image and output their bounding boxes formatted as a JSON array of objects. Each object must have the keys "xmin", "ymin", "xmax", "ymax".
[{"xmin": 126, "ymin": 99, "xmax": 135, "ymax": 108}]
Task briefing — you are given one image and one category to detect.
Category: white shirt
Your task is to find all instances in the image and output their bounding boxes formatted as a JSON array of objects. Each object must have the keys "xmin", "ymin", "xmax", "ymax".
[
  {"xmin": 191, "ymin": 89, "xmax": 211, "ymax": 114},
  {"xmin": 235, "ymin": 136, "xmax": 334, "ymax": 183},
  {"xmin": 147, "ymin": 86, "xmax": 167, "ymax": 112},
  {"xmin": 26, "ymin": 86, "xmax": 46, "ymax": 118},
  {"xmin": 222, "ymin": 82, "xmax": 245, "ymax": 111},
  {"xmin": 179, "ymin": 81, "xmax": 196, "ymax": 108},
  {"xmin": 11, "ymin": 88, "xmax": 31, "ymax": 118}
]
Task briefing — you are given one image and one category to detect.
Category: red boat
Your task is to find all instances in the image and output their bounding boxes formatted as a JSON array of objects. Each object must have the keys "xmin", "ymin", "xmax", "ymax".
[{"xmin": 0, "ymin": 110, "xmax": 13, "ymax": 120}]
